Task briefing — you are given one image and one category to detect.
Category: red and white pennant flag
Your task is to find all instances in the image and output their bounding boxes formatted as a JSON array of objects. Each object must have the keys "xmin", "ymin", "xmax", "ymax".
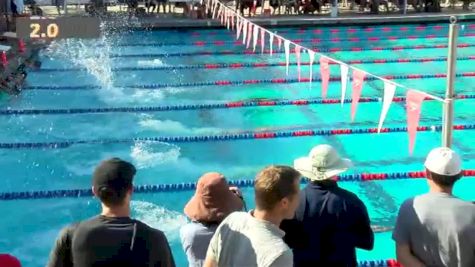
[
  {"xmin": 295, "ymin": 45, "xmax": 301, "ymax": 81},
  {"xmin": 269, "ymin": 32, "xmax": 274, "ymax": 56},
  {"xmin": 242, "ymin": 20, "xmax": 247, "ymax": 45},
  {"xmin": 406, "ymin": 89, "xmax": 428, "ymax": 154},
  {"xmin": 377, "ymin": 82, "xmax": 396, "ymax": 133},
  {"xmin": 351, "ymin": 69, "xmax": 366, "ymax": 121},
  {"xmin": 236, "ymin": 17, "xmax": 242, "ymax": 40},
  {"xmin": 260, "ymin": 28, "xmax": 265, "ymax": 54},
  {"xmin": 320, "ymin": 56, "xmax": 330, "ymax": 98},
  {"xmin": 284, "ymin": 40, "xmax": 290, "ymax": 75},
  {"xmin": 246, "ymin": 23, "xmax": 253, "ymax": 49},
  {"xmin": 253, "ymin": 25, "xmax": 259, "ymax": 52},
  {"xmin": 231, "ymin": 14, "xmax": 235, "ymax": 30},
  {"xmin": 340, "ymin": 64, "xmax": 349, "ymax": 106},
  {"xmin": 212, "ymin": 2, "xmax": 218, "ymax": 19},
  {"xmin": 308, "ymin": 50, "xmax": 315, "ymax": 87}
]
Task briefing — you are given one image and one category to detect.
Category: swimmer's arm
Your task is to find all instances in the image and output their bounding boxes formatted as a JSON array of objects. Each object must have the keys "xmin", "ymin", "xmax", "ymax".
[
  {"xmin": 46, "ymin": 225, "xmax": 75, "ymax": 267},
  {"xmin": 396, "ymin": 243, "xmax": 426, "ymax": 267}
]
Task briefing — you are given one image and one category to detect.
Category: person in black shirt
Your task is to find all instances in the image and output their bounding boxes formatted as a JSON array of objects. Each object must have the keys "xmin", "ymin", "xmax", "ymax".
[
  {"xmin": 47, "ymin": 158, "xmax": 176, "ymax": 267},
  {"xmin": 280, "ymin": 144, "xmax": 374, "ymax": 267}
]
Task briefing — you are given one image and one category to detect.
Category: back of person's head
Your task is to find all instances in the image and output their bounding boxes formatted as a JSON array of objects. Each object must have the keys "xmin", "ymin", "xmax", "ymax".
[
  {"xmin": 424, "ymin": 147, "xmax": 462, "ymax": 188},
  {"xmin": 184, "ymin": 172, "xmax": 243, "ymax": 223},
  {"xmin": 92, "ymin": 158, "xmax": 136, "ymax": 206},
  {"xmin": 254, "ymin": 165, "xmax": 301, "ymax": 218}
]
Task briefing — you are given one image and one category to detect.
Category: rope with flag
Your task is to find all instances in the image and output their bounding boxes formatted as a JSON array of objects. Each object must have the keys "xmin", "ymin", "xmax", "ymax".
[{"xmin": 208, "ymin": 0, "xmax": 451, "ymax": 154}]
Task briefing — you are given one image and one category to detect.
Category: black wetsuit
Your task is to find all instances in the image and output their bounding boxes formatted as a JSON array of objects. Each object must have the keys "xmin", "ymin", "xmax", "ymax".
[{"xmin": 47, "ymin": 215, "xmax": 176, "ymax": 267}]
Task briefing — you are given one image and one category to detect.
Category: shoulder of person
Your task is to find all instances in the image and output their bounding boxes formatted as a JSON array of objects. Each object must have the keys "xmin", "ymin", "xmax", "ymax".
[
  {"xmin": 54, "ymin": 220, "xmax": 83, "ymax": 244},
  {"xmin": 269, "ymin": 247, "xmax": 293, "ymax": 267},
  {"xmin": 337, "ymin": 187, "xmax": 367, "ymax": 207},
  {"xmin": 179, "ymin": 222, "xmax": 205, "ymax": 238},
  {"xmin": 134, "ymin": 220, "xmax": 168, "ymax": 240},
  {"xmin": 224, "ymin": 211, "xmax": 247, "ymax": 222},
  {"xmin": 397, "ymin": 197, "xmax": 416, "ymax": 212},
  {"xmin": 59, "ymin": 222, "xmax": 80, "ymax": 238},
  {"xmin": 76, "ymin": 215, "xmax": 101, "ymax": 228}
]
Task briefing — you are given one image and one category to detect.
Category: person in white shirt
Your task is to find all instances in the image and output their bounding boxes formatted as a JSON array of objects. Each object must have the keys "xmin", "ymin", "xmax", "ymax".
[{"xmin": 204, "ymin": 165, "xmax": 301, "ymax": 267}]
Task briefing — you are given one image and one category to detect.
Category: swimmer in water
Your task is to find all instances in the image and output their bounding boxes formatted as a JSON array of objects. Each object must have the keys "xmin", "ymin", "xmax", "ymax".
[{"xmin": 0, "ymin": 70, "xmax": 27, "ymax": 95}]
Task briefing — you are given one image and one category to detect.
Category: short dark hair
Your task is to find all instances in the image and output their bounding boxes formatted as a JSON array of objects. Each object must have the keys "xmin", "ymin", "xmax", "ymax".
[
  {"xmin": 96, "ymin": 185, "xmax": 133, "ymax": 206},
  {"xmin": 254, "ymin": 165, "xmax": 301, "ymax": 210},
  {"xmin": 93, "ymin": 158, "xmax": 136, "ymax": 206},
  {"xmin": 426, "ymin": 168, "xmax": 462, "ymax": 187}
]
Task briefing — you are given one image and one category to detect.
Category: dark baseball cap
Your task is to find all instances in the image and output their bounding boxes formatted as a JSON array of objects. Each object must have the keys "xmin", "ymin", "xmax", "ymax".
[{"xmin": 93, "ymin": 158, "xmax": 136, "ymax": 192}]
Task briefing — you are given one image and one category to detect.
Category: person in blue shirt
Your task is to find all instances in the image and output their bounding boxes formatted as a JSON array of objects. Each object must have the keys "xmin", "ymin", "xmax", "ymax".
[{"xmin": 280, "ymin": 144, "xmax": 374, "ymax": 267}]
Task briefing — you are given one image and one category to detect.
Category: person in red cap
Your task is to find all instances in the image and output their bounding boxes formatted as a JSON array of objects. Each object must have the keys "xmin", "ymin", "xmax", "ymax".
[
  {"xmin": 0, "ymin": 254, "xmax": 21, "ymax": 267},
  {"xmin": 47, "ymin": 158, "xmax": 175, "ymax": 267},
  {"xmin": 180, "ymin": 172, "xmax": 244, "ymax": 267}
]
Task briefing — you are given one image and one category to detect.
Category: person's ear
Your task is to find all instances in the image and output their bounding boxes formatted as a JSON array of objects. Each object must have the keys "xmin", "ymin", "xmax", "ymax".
[
  {"xmin": 280, "ymin": 197, "xmax": 289, "ymax": 209},
  {"xmin": 425, "ymin": 169, "xmax": 432, "ymax": 180},
  {"xmin": 92, "ymin": 186, "xmax": 98, "ymax": 197}
]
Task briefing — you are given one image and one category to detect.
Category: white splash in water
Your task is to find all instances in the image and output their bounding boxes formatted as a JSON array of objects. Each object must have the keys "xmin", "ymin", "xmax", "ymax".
[
  {"xmin": 99, "ymin": 86, "xmax": 188, "ymax": 106},
  {"xmin": 139, "ymin": 117, "xmax": 189, "ymax": 133},
  {"xmin": 138, "ymin": 114, "xmax": 223, "ymax": 135},
  {"xmin": 130, "ymin": 141, "xmax": 181, "ymax": 169},
  {"xmin": 44, "ymin": 22, "xmax": 118, "ymax": 90},
  {"xmin": 137, "ymin": 59, "xmax": 166, "ymax": 67},
  {"xmin": 131, "ymin": 200, "xmax": 187, "ymax": 240}
]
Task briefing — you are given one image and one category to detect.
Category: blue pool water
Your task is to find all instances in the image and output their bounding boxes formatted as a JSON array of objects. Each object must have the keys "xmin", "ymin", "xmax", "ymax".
[{"xmin": 1, "ymin": 22, "xmax": 475, "ymax": 267}]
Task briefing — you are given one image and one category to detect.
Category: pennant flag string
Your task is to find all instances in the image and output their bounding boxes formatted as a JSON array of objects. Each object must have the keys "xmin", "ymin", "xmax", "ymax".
[
  {"xmin": 210, "ymin": 0, "xmax": 448, "ymax": 154},
  {"xmin": 213, "ymin": 1, "xmax": 443, "ymax": 103}
]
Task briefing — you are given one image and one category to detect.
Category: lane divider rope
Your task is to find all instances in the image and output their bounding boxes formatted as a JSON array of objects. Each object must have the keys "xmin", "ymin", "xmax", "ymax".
[
  {"xmin": 2, "ymin": 95, "xmax": 474, "ymax": 116},
  {"xmin": 187, "ymin": 23, "xmax": 474, "ymax": 36},
  {"xmin": 1, "ymin": 171, "xmax": 474, "ymax": 200},
  {"xmin": 34, "ymin": 55, "xmax": 475, "ymax": 72},
  {"xmin": 0, "ymin": 124, "xmax": 474, "ymax": 149},
  {"xmin": 110, "ymin": 32, "xmax": 475, "ymax": 47},
  {"xmin": 104, "ymin": 42, "xmax": 475, "ymax": 58},
  {"xmin": 23, "ymin": 72, "xmax": 475, "ymax": 90}
]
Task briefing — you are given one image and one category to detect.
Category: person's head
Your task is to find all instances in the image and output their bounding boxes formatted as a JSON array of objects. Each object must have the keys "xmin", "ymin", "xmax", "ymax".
[
  {"xmin": 254, "ymin": 165, "xmax": 301, "ymax": 219},
  {"xmin": 293, "ymin": 144, "xmax": 352, "ymax": 182},
  {"xmin": 184, "ymin": 172, "xmax": 243, "ymax": 223},
  {"xmin": 92, "ymin": 158, "xmax": 136, "ymax": 207},
  {"xmin": 424, "ymin": 147, "xmax": 462, "ymax": 189}
]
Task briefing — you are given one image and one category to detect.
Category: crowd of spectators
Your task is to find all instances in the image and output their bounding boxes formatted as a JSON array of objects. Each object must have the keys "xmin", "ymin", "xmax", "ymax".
[{"xmin": 30, "ymin": 145, "xmax": 474, "ymax": 267}]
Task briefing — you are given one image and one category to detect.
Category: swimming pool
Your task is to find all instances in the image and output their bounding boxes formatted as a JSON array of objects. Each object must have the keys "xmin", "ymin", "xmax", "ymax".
[{"xmin": 1, "ymin": 21, "xmax": 475, "ymax": 267}]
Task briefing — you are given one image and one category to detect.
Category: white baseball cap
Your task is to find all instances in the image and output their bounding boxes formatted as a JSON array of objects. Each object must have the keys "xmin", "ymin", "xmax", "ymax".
[
  {"xmin": 294, "ymin": 144, "xmax": 352, "ymax": 181},
  {"xmin": 424, "ymin": 147, "xmax": 462, "ymax": 176}
]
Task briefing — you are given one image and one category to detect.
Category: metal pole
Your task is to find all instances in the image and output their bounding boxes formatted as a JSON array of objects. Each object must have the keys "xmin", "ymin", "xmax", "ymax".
[{"xmin": 442, "ymin": 16, "xmax": 458, "ymax": 148}]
